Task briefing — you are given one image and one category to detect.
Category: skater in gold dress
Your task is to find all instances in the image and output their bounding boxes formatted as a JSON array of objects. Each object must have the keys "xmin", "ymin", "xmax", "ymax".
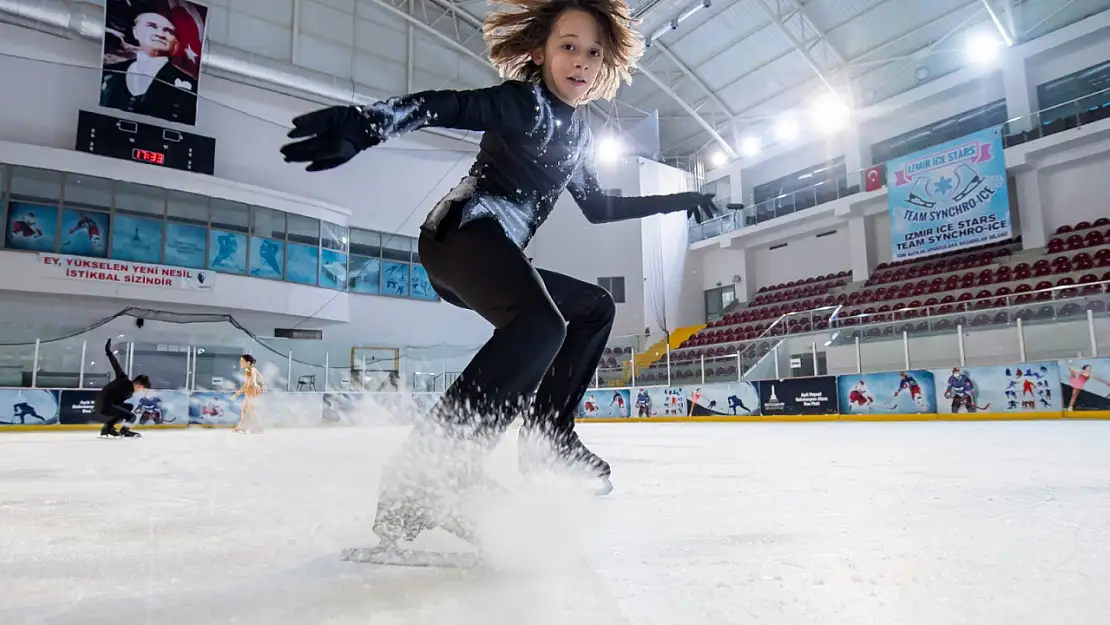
[{"xmin": 232, "ymin": 354, "xmax": 264, "ymax": 433}]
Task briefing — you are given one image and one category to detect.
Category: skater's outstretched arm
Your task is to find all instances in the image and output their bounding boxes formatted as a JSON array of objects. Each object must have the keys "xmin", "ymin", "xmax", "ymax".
[
  {"xmin": 281, "ymin": 81, "xmax": 539, "ymax": 171},
  {"xmin": 568, "ymin": 130, "xmax": 725, "ymax": 225},
  {"xmin": 104, "ymin": 340, "xmax": 126, "ymax": 379}
]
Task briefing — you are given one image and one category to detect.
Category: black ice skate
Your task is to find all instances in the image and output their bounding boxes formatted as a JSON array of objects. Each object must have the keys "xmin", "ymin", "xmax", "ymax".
[
  {"xmin": 120, "ymin": 428, "xmax": 142, "ymax": 438},
  {"xmin": 370, "ymin": 425, "xmax": 494, "ymax": 549},
  {"xmin": 520, "ymin": 427, "xmax": 613, "ymax": 496},
  {"xmin": 99, "ymin": 426, "xmax": 120, "ymax": 438}
]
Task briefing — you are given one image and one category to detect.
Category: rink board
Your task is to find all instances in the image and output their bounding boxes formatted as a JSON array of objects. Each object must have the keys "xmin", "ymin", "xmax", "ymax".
[{"xmin": 4, "ymin": 355, "xmax": 1110, "ymax": 432}]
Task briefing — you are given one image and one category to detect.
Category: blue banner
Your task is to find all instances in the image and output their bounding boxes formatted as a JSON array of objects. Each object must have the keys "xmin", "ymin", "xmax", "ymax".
[{"xmin": 886, "ymin": 126, "xmax": 1011, "ymax": 261}]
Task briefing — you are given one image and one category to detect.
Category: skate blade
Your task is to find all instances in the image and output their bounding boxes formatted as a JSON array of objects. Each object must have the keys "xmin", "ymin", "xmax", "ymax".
[
  {"xmin": 596, "ymin": 477, "xmax": 614, "ymax": 497},
  {"xmin": 341, "ymin": 546, "xmax": 482, "ymax": 569}
]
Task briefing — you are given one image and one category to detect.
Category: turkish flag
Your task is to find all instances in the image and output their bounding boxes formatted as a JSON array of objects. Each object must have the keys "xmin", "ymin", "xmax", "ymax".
[{"xmin": 864, "ymin": 165, "xmax": 884, "ymax": 192}]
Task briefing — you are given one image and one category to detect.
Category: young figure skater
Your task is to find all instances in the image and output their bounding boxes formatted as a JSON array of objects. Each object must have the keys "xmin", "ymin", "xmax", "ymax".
[
  {"xmin": 231, "ymin": 354, "xmax": 264, "ymax": 433},
  {"xmin": 282, "ymin": 0, "xmax": 728, "ymax": 548},
  {"xmin": 96, "ymin": 339, "xmax": 149, "ymax": 438}
]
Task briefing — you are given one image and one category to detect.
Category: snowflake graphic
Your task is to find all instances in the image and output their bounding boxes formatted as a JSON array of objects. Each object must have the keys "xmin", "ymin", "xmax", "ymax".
[{"xmin": 933, "ymin": 176, "xmax": 954, "ymax": 195}]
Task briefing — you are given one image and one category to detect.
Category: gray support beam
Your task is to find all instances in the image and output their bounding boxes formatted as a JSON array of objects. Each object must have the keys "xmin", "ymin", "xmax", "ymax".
[{"xmin": 753, "ymin": 0, "xmax": 849, "ymax": 102}]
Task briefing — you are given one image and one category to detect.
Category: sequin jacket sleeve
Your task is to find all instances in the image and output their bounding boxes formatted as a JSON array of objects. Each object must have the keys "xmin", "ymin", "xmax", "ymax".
[
  {"xmin": 567, "ymin": 130, "xmax": 706, "ymax": 224},
  {"xmin": 357, "ymin": 81, "xmax": 539, "ymax": 141}
]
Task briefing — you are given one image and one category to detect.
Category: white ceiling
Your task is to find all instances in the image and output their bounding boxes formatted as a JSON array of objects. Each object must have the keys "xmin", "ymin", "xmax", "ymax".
[{"xmin": 188, "ymin": 0, "xmax": 1110, "ymax": 157}]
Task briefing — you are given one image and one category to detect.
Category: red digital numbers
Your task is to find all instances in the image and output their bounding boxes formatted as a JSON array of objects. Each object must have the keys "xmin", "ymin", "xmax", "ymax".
[{"xmin": 131, "ymin": 148, "xmax": 165, "ymax": 165}]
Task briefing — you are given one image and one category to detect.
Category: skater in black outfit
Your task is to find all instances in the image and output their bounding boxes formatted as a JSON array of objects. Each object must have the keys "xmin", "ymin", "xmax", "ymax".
[
  {"xmin": 282, "ymin": 0, "xmax": 733, "ymax": 547},
  {"xmin": 96, "ymin": 339, "xmax": 150, "ymax": 438}
]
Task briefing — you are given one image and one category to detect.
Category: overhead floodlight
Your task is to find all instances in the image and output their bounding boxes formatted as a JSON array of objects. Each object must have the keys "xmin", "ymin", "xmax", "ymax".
[
  {"xmin": 810, "ymin": 92, "xmax": 850, "ymax": 134},
  {"xmin": 965, "ymin": 31, "xmax": 1003, "ymax": 66},
  {"xmin": 596, "ymin": 135, "xmax": 624, "ymax": 162},
  {"xmin": 710, "ymin": 150, "xmax": 728, "ymax": 167},
  {"xmin": 774, "ymin": 117, "xmax": 799, "ymax": 142},
  {"xmin": 740, "ymin": 136, "xmax": 761, "ymax": 157}
]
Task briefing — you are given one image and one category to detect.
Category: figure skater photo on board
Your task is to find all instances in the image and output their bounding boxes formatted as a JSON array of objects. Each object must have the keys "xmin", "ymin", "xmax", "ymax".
[
  {"xmin": 1066, "ymin": 362, "xmax": 1110, "ymax": 411},
  {"xmin": 231, "ymin": 354, "xmax": 264, "ymax": 433},
  {"xmin": 687, "ymin": 387, "xmax": 702, "ymax": 416},
  {"xmin": 97, "ymin": 339, "xmax": 150, "ymax": 438},
  {"xmin": 281, "ymin": 0, "xmax": 732, "ymax": 555}
]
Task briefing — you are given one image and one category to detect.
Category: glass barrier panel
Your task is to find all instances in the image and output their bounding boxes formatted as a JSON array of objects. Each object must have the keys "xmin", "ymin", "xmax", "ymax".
[
  {"xmin": 1021, "ymin": 294, "xmax": 1099, "ymax": 362},
  {"xmin": 904, "ymin": 313, "xmax": 962, "ymax": 372},
  {"xmin": 34, "ymin": 335, "xmax": 88, "ymax": 389},
  {"xmin": 856, "ymin": 317, "xmax": 904, "ymax": 374},
  {"xmin": 1088, "ymin": 290, "xmax": 1110, "ymax": 356},
  {"xmin": 0, "ymin": 342, "xmax": 37, "ymax": 388}
]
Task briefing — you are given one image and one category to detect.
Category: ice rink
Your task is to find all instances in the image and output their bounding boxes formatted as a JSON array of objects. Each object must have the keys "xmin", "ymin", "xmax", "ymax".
[{"xmin": 2, "ymin": 421, "xmax": 1109, "ymax": 624}]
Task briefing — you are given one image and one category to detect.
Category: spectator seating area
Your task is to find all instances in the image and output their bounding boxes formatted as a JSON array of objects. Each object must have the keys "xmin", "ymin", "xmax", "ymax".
[{"xmin": 632, "ymin": 218, "xmax": 1110, "ymax": 384}]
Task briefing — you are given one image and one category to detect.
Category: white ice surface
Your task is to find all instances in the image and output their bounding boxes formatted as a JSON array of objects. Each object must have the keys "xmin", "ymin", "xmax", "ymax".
[{"xmin": 2, "ymin": 421, "xmax": 1110, "ymax": 624}]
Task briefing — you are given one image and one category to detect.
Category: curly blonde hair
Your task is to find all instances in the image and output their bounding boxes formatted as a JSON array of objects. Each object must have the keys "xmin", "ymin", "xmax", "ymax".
[{"xmin": 483, "ymin": 0, "xmax": 643, "ymax": 102}]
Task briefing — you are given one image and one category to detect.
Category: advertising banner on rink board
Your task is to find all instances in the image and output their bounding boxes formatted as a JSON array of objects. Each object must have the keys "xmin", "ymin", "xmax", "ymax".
[
  {"xmin": 1058, "ymin": 358, "xmax": 1110, "ymax": 412},
  {"xmin": 57, "ymin": 389, "xmax": 189, "ymax": 425},
  {"xmin": 39, "ymin": 253, "xmax": 213, "ymax": 289},
  {"xmin": 759, "ymin": 377, "xmax": 838, "ymax": 415},
  {"xmin": 580, "ymin": 389, "xmax": 632, "ymax": 418},
  {"xmin": 932, "ymin": 363, "xmax": 1062, "ymax": 414},
  {"xmin": 0, "ymin": 389, "xmax": 61, "ymax": 425},
  {"xmin": 838, "ymin": 370, "xmax": 937, "ymax": 415},
  {"xmin": 886, "ymin": 126, "xmax": 1011, "ymax": 261},
  {"xmin": 188, "ymin": 391, "xmax": 243, "ymax": 425}
]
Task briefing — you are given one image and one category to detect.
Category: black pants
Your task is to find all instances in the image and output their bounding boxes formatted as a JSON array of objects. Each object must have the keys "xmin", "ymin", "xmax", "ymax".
[
  {"xmin": 100, "ymin": 403, "xmax": 134, "ymax": 429},
  {"xmin": 419, "ymin": 209, "xmax": 616, "ymax": 446}
]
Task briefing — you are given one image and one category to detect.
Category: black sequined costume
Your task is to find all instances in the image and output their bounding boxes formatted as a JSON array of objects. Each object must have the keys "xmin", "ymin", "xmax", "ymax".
[
  {"xmin": 353, "ymin": 81, "xmax": 707, "ymax": 439},
  {"xmin": 282, "ymin": 79, "xmax": 717, "ymax": 543}
]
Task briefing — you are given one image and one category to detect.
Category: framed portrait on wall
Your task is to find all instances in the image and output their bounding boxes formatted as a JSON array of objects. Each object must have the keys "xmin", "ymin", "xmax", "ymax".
[{"xmin": 99, "ymin": 0, "xmax": 209, "ymax": 126}]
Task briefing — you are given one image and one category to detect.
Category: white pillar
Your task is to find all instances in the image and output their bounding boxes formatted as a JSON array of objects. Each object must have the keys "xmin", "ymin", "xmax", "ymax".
[
  {"xmin": 1003, "ymin": 54, "xmax": 1037, "ymax": 133},
  {"xmin": 1013, "ymin": 170, "xmax": 1049, "ymax": 250},
  {"xmin": 843, "ymin": 123, "xmax": 871, "ymax": 189},
  {"xmin": 847, "ymin": 215, "xmax": 873, "ymax": 282}
]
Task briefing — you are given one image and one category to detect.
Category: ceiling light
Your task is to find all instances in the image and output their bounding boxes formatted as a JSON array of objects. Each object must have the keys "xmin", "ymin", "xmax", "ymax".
[
  {"xmin": 710, "ymin": 150, "xmax": 728, "ymax": 167},
  {"xmin": 965, "ymin": 31, "xmax": 1002, "ymax": 67},
  {"xmin": 740, "ymin": 136, "xmax": 761, "ymax": 157},
  {"xmin": 810, "ymin": 92, "xmax": 850, "ymax": 134},
  {"xmin": 774, "ymin": 117, "xmax": 799, "ymax": 142},
  {"xmin": 596, "ymin": 135, "xmax": 623, "ymax": 162}
]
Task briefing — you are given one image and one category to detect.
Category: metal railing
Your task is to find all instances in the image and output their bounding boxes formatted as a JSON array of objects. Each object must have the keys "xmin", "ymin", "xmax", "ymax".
[{"xmin": 600, "ymin": 281, "xmax": 1110, "ymax": 387}]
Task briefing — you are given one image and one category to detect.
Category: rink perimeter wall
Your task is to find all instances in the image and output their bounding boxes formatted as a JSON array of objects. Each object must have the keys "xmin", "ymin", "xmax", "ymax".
[{"xmin": 2, "ymin": 358, "xmax": 1110, "ymax": 431}]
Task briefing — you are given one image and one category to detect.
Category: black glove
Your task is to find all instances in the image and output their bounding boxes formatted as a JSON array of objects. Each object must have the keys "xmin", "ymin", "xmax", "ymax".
[
  {"xmin": 687, "ymin": 193, "xmax": 722, "ymax": 224},
  {"xmin": 104, "ymin": 339, "xmax": 112, "ymax": 355},
  {"xmin": 280, "ymin": 105, "xmax": 389, "ymax": 172}
]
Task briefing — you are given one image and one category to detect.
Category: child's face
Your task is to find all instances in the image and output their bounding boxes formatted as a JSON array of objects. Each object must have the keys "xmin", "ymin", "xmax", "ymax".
[{"xmin": 532, "ymin": 9, "xmax": 604, "ymax": 105}]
